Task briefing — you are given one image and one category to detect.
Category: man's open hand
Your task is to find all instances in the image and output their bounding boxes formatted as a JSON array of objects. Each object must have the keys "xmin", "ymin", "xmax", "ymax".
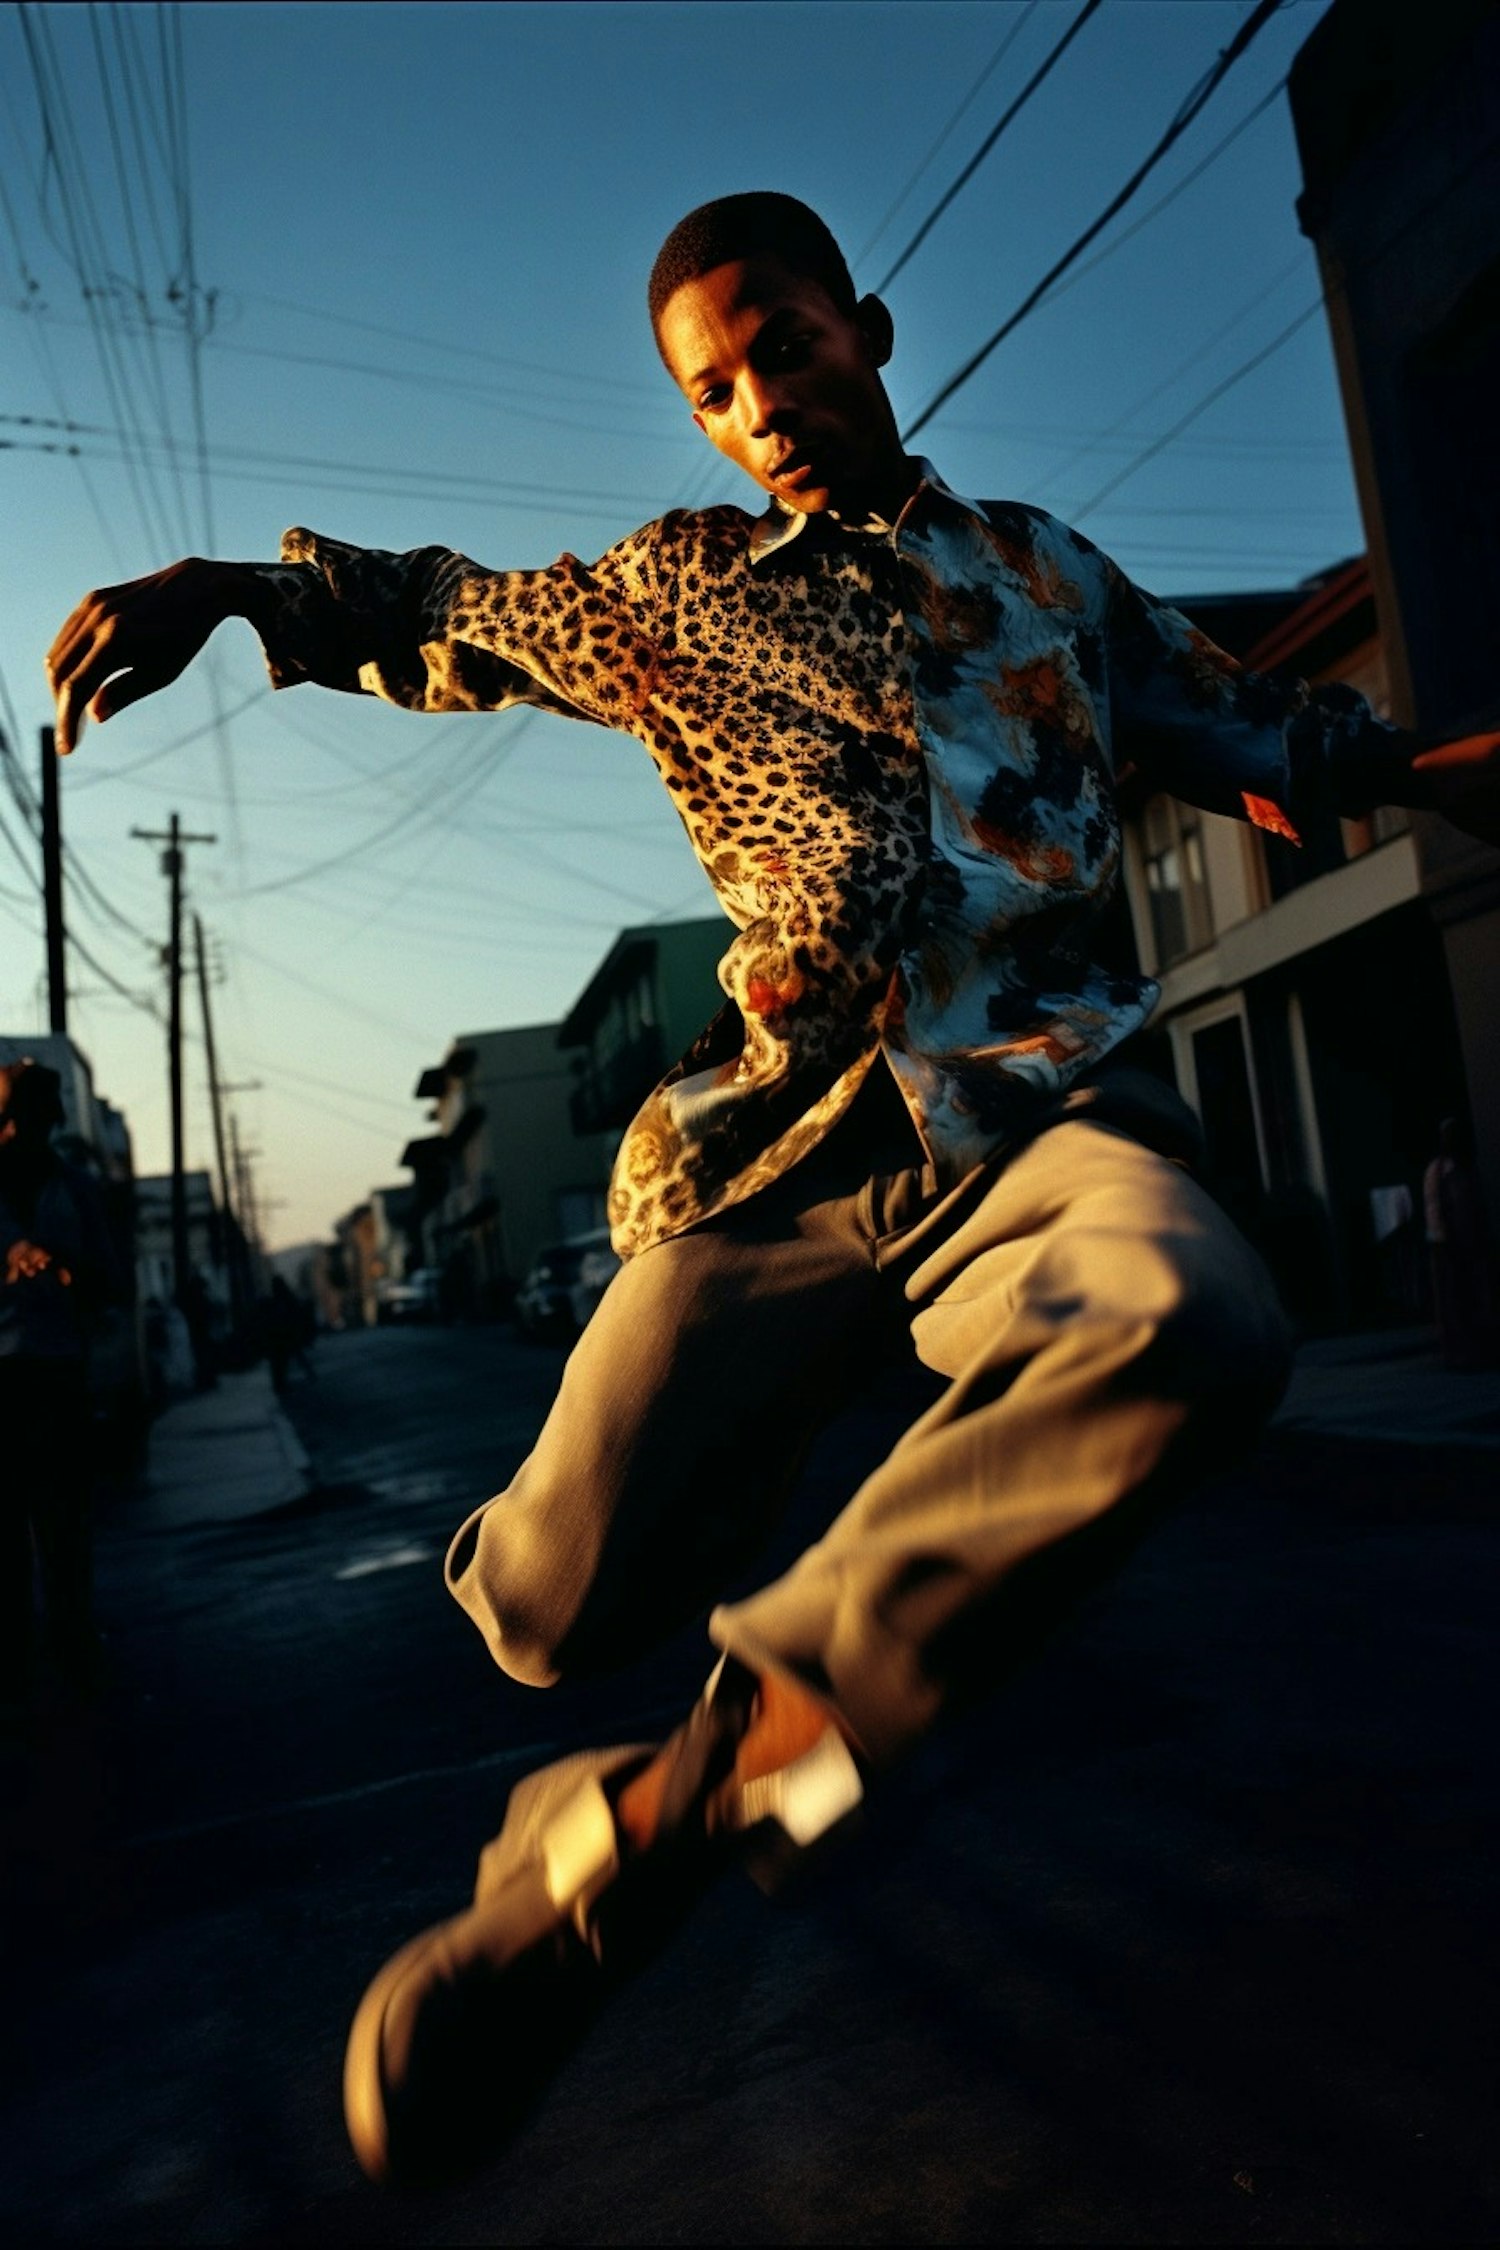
[
  {"xmin": 46, "ymin": 558, "xmax": 238, "ymax": 756},
  {"xmin": 1413, "ymin": 728, "xmax": 1500, "ymax": 849}
]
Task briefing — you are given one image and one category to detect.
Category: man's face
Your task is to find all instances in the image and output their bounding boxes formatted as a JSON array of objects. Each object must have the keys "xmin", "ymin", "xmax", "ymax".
[{"xmin": 657, "ymin": 254, "xmax": 905, "ymax": 517}]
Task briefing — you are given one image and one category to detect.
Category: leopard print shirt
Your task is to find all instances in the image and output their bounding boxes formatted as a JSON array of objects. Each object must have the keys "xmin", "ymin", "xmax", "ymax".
[{"xmin": 250, "ymin": 466, "xmax": 1397, "ymax": 1256}]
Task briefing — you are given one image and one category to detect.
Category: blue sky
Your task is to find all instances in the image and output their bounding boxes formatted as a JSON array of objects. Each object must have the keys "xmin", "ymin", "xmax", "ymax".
[{"xmin": 0, "ymin": 0, "xmax": 1357, "ymax": 1246}]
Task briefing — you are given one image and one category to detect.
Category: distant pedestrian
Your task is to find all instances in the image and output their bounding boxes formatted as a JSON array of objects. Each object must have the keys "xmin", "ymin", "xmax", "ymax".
[
  {"xmin": 263, "ymin": 1275, "xmax": 312, "ymax": 1395},
  {"xmin": 0, "ymin": 1059, "xmax": 122, "ymax": 1703},
  {"xmin": 1424, "ymin": 1117, "xmax": 1499, "ymax": 1370},
  {"xmin": 183, "ymin": 1266, "xmax": 218, "ymax": 1391}
]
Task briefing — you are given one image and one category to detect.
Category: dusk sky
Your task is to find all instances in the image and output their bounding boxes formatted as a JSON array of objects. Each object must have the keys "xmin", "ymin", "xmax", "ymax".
[{"xmin": 0, "ymin": 0, "xmax": 1357, "ymax": 1247}]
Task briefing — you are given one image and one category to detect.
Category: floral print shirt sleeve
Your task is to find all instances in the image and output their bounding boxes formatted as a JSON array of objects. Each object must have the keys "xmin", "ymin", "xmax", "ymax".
[
  {"xmin": 1100, "ymin": 545, "xmax": 1409, "ymax": 835},
  {"xmin": 242, "ymin": 473, "xmax": 1414, "ymax": 1257}
]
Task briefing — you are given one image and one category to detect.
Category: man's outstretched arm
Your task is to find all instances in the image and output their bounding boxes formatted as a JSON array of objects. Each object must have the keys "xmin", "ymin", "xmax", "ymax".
[
  {"xmin": 1099, "ymin": 548, "xmax": 1500, "ymax": 850},
  {"xmin": 48, "ymin": 525, "xmax": 663, "ymax": 755}
]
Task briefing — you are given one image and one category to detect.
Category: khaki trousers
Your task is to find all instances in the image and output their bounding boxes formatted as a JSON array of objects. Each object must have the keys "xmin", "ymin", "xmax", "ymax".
[{"xmin": 445, "ymin": 1077, "xmax": 1291, "ymax": 1769}]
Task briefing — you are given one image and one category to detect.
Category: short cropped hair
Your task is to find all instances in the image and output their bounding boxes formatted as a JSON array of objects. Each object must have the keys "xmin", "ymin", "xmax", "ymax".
[{"xmin": 648, "ymin": 192, "xmax": 856, "ymax": 348}]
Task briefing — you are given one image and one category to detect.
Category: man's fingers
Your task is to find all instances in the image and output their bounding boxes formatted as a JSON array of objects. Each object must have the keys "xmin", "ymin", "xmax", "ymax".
[
  {"xmin": 49, "ymin": 606, "xmax": 122, "ymax": 753},
  {"xmin": 46, "ymin": 589, "xmax": 108, "ymax": 684},
  {"xmin": 54, "ymin": 636, "xmax": 125, "ymax": 756},
  {"xmin": 56, "ymin": 610, "xmax": 175, "ymax": 741},
  {"xmin": 55, "ymin": 678, "xmax": 85, "ymax": 758},
  {"xmin": 48, "ymin": 609, "xmax": 101, "ymax": 753},
  {"xmin": 57, "ymin": 660, "xmax": 169, "ymax": 755},
  {"xmin": 92, "ymin": 665, "xmax": 166, "ymax": 726}
]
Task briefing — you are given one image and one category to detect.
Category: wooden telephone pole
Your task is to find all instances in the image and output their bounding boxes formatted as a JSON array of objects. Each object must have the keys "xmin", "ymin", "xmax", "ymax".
[
  {"xmin": 192, "ymin": 912, "xmax": 238, "ymax": 1309},
  {"xmin": 40, "ymin": 725, "xmax": 66, "ymax": 1035},
  {"xmin": 132, "ymin": 814, "xmax": 216, "ymax": 1308}
]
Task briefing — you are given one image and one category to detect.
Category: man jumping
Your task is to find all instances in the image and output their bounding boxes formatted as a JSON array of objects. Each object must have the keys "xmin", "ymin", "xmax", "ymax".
[{"xmin": 46, "ymin": 192, "xmax": 1499, "ymax": 2187}]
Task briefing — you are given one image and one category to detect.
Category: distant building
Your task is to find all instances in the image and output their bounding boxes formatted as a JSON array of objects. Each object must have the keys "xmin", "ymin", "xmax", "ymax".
[
  {"xmin": 327, "ymin": 1184, "xmax": 419, "ymax": 1326},
  {"xmin": 1290, "ymin": 0, "xmax": 1500, "ymax": 1231},
  {"xmin": 330, "ymin": 1198, "xmax": 379, "ymax": 1329},
  {"xmin": 135, "ymin": 1168, "xmax": 254, "ymax": 1395},
  {"xmin": 309, "ymin": 1240, "xmax": 349, "ymax": 1333},
  {"xmin": 558, "ymin": 917, "xmax": 731, "ymax": 1136},
  {"xmin": 405, "ymin": 1023, "xmax": 617, "ymax": 1318},
  {"xmin": 395, "ymin": 924, "xmax": 731, "ymax": 1317},
  {"xmin": 135, "ymin": 1170, "xmax": 233, "ymax": 1316}
]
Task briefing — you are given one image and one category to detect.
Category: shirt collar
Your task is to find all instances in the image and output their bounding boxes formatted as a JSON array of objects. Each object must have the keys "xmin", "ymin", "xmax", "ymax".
[{"xmin": 745, "ymin": 457, "xmax": 986, "ymax": 565}]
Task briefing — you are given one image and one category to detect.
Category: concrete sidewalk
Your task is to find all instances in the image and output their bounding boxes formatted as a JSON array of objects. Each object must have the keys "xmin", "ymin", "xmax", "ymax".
[
  {"xmin": 127, "ymin": 1363, "xmax": 311, "ymax": 1531},
  {"xmin": 1275, "ymin": 1323, "xmax": 1500, "ymax": 1451}
]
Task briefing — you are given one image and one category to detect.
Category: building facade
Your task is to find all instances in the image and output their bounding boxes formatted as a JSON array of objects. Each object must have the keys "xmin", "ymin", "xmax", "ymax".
[
  {"xmin": 404, "ymin": 1023, "xmax": 617, "ymax": 1317},
  {"xmin": 324, "ymin": 1188, "xmax": 416, "ymax": 1327},
  {"xmin": 1290, "ymin": 0, "xmax": 1500, "ymax": 1231},
  {"xmin": 558, "ymin": 917, "xmax": 731, "ymax": 1137},
  {"xmin": 393, "ymin": 925, "xmax": 731, "ymax": 1318},
  {"xmin": 1122, "ymin": 566, "xmax": 1466, "ymax": 1331}
]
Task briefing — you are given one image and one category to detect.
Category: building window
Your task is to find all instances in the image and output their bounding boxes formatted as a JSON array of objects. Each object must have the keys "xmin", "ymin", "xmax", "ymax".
[{"xmin": 1141, "ymin": 796, "xmax": 1213, "ymax": 967}]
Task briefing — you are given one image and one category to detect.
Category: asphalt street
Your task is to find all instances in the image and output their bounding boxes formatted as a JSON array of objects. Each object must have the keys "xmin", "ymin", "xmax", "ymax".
[{"xmin": 2, "ymin": 1322, "xmax": 1497, "ymax": 2244}]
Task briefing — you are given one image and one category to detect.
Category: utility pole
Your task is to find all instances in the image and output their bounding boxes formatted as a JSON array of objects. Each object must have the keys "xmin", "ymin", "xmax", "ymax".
[
  {"xmin": 192, "ymin": 913, "xmax": 236, "ymax": 1308},
  {"xmin": 228, "ymin": 1110, "xmax": 264, "ymax": 1293},
  {"xmin": 132, "ymin": 814, "xmax": 216, "ymax": 1310},
  {"xmin": 40, "ymin": 725, "xmax": 66, "ymax": 1035},
  {"xmin": 220, "ymin": 1075, "xmax": 262, "ymax": 1313}
]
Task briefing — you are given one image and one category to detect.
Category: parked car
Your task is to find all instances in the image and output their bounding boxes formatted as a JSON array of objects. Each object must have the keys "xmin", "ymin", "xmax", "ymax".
[
  {"xmin": 377, "ymin": 1268, "xmax": 443, "ymax": 1323},
  {"xmin": 514, "ymin": 1230, "xmax": 612, "ymax": 1341},
  {"xmin": 569, "ymin": 1236, "xmax": 622, "ymax": 1331}
]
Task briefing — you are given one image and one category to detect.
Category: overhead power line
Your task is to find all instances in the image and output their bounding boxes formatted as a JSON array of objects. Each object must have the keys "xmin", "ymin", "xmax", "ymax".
[
  {"xmin": 227, "ymin": 722, "xmax": 507, "ymax": 897},
  {"xmin": 67, "ymin": 921, "xmax": 164, "ymax": 1023},
  {"xmin": 1024, "ymin": 252, "xmax": 1309, "ymax": 508},
  {"xmin": 15, "ymin": 1, "xmax": 175, "ymax": 554},
  {"xmin": 1077, "ymin": 100, "xmax": 1500, "ymax": 525},
  {"xmin": 5, "ymin": 304, "xmax": 691, "ymax": 441},
  {"xmin": 1020, "ymin": 77, "xmax": 1287, "ymax": 322},
  {"xmin": 877, "ymin": 0, "xmax": 1106, "ymax": 294},
  {"xmin": 0, "ymin": 791, "xmax": 41, "ymax": 892},
  {"xmin": 903, "ymin": 0, "xmax": 1290, "ymax": 441},
  {"xmin": 0, "ymin": 431, "xmax": 666, "ymax": 523},
  {"xmin": 854, "ymin": 1, "xmax": 1043, "ymax": 271},
  {"xmin": 66, "ymin": 684, "xmax": 274, "ymax": 789},
  {"xmin": 1068, "ymin": 131, "xmax": 1500, "ymax": 527},
  {"xmin": 86, "ymin": 0, "xmax": 193, "ymax": 549},
  {"xmin": 0, "ymin": 412, "xmax": 668, "ymax": 514},
  {"xmin": 231, "ymin": 289, "xmax": 668, "ymax": 402},
  {"xmin": 229, "ymin": 932, "xmax": 434, "ymax": 1046},
  {"xmin": 1, "ymin": 673, "xmax": 168, "ymax": 961},
  {"xmin": 0, "ymin": 436, "xmax": 665, "ymax": 534}
]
